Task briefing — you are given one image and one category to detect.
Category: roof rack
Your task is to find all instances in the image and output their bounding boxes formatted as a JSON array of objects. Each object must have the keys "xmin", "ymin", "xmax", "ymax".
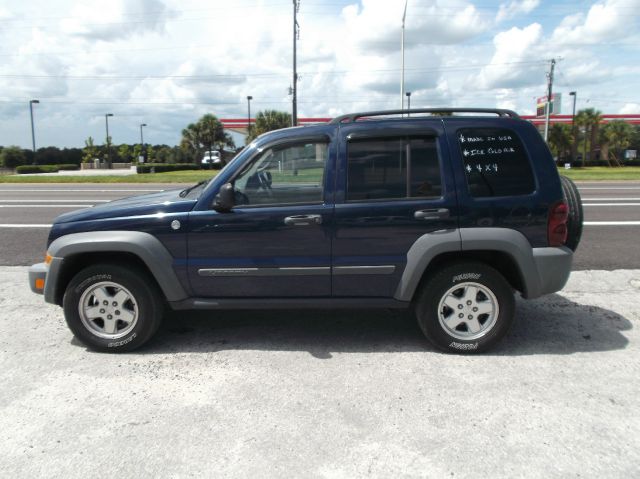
[{"xmin": 329, "ymin": 108, "xmax": 520, "ymax": 124}]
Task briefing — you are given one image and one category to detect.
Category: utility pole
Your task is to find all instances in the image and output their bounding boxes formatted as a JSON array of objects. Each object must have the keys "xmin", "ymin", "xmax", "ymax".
[
  {"xmin": 543, "ymin": 58, "xmax": 556, "ymax": 142},
  {"xmin": 400, "ymin": 0, "xmax": 408, "ymax": 111},
  {"xmin": 140, "ymin": 123, "xmax": 147, "ymax": 163},
  {"xmin": 292, "ymin": 0, "xmax": 300, "ymax": 127},
  {"xmin": 247, "ymin": 96, "xmax": 253, "ymax": 137},
  {"xmin": 105, "ymin": 113, "xmax": 113, "ymax": 169},
  {"xmin": 569, "ymin": 91, "xmax": 577, "ymax": 163},
  {"xmin": 29, "ymin": 99, "xmax": 40, "ymax": 164}
]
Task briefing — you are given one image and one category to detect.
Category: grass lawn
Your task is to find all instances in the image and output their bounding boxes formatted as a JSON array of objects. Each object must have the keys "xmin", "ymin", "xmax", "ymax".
[
  {"xmin": 557, "ymin": 166, "xmax": 640, "ymax": 181},
  {"xmin": 0, "ymin": 170, "xmax": 217, "ymax": 184}
]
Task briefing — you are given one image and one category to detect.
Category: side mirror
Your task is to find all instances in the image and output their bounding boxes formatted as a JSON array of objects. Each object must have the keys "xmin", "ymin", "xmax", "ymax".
[{"xmin": 213, "ymin": 182, "xmax": 235, "ymax": 212}]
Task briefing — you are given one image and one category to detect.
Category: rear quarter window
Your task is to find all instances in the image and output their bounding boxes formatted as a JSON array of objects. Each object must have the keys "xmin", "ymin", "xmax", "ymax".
[{"xmin": 457, "ymin": 127, "xmax": 535, "ymax": 197}]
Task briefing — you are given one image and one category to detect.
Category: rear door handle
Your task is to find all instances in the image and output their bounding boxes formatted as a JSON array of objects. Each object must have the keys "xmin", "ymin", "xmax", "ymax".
[
  {"xmin": 414, "ymin": 208, "xmax": 450, "ymax": 220},
  {"xmin": 284, "ymin": 214, "xmax": 323, "ymax": 226}
]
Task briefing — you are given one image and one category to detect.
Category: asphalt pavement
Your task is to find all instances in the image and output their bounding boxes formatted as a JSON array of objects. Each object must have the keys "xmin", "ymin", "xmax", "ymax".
[{"xmin": 0, "ymin": 182, "xmax": 639, "ymax": 269}]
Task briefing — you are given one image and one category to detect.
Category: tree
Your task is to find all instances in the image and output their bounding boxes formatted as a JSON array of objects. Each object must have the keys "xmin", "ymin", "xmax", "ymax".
[
  {"xmin": 82, "ymin": 137, "xmax": 99, "ymax": 164},
  {"xmin": 575, "ymin": 108, "xmax": 602, "ymax": 165},
  {"xmin": 548, "ymin": 123, "xmax": 573, "ymax": 161},
  {"xmin": 0, "ymin": 146, "xmax": 27, "ymax": 168},
  {"xmin": 599, "ymin": 120, "xmax": 633, "ymax": 166},
  {"xmin": 246, "ymin": 110, "xmax": 292, "ymax": 143},
  {"xmin": 117, "ymin": 144, "xmax": 132, "ymax": 163},
  {"xmin": 181, "ymin": 114, "xmax": 235, "ymax": 159}
]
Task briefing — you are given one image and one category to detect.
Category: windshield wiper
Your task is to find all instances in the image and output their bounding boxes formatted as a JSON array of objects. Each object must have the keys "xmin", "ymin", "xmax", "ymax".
[{"xmin": 179, "ymin": 179, "xmax": 210, "ymax": 198}]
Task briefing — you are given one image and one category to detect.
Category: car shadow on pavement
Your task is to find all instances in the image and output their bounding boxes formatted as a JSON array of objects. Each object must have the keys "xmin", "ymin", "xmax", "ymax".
[{"xmin": 138, "ymin": 293, "xmax": 632, "ymax": 358}]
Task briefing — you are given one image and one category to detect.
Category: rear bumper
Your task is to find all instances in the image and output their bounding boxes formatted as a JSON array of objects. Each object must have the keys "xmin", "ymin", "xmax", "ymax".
[
  {"xmin": 29, "ymin": 263, "xmax": 48, "ymax": 295},
  {"xmin": 526, "ymin": 246, "xmax": 573, "ymax": 298}
]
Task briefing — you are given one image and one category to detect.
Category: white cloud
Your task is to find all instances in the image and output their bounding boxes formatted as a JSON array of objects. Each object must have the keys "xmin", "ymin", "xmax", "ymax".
[
  {"xmin": 60, "ymin": 0, "xmax": 175, "ymax": 41},
  {"xmin": 496, "ymin": 0, "xmax": 540, "ymax": 23},
  {"xmin": 0, "ymin": 0, "xmax": 638, "ymax": 149},
  {"xmin": 473, "ymin": 23, "xmax": 544, "ymax": 90},
  {"xmin": 551, "ymin": 0, "xmax": 640, "ymax": 45},
  {"xmin": 620, "ymin": 103, "xmax": 640, "ymax": 114}
]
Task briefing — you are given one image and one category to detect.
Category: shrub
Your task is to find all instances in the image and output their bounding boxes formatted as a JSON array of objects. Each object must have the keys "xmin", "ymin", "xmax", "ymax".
[
  {"xmin": 0, "ymin": 146, "xmax": 28, "ymax": 168},
  {"xmin": 137, "ymin": 163, "xmax": 200, "ymax": 174},
  {"xmin": 57, "ymin": 164, "xmax": 80, "ymax": 171},
  {"xmin": 16, "ymin": 165, "xmax": 60, "ymax": 174}
]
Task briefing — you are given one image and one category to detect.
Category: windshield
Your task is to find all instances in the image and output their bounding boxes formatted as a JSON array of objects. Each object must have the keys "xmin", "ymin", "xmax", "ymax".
[{"xmin": 179, "ymin": 179, "xmax": 212, "ymax": 199}]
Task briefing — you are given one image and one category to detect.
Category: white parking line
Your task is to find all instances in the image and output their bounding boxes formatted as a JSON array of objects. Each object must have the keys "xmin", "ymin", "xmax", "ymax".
[
  {"xmin": 582, "ymin": 203, "xmax": 640, "ymax": 206},
  {"xmin": 0, "ymin": 205, "xmax": 93, "ymax": 208},
  {"xmin": 0, "ymin": 224, "xmax": 52, "ymax": 228},
  {"xmin": 578, "ymin": 187, "xmax": 640, "ymax": 190},
  {"xmin": 584, "ymin": 221, "xmax": 640, "ymax": 225},
  {"xmin": 582, "ymin": 198, "xmax": 640, "ymax": 201},
  {"xmin": 0, "ymin": 199, "xmax": 110, "ymax": 203},
  {"xmin": 0, "ymin": 189, "xmax": 163, "ymax": 192}
]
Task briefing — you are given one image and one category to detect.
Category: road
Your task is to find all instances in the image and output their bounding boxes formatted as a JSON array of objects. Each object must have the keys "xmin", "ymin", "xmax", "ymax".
[{"xmin": 1, "ymin": 182, "xmax": 639, "ymax": 269}]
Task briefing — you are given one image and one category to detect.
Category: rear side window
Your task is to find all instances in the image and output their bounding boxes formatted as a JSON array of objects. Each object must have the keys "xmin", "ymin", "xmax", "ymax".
[
  {"xmin": 347, "ymin": 137, "xmax": 442, "ymax": 201},
  {"xmin": 457, "ymin": 128, "xmax": 535, "ymax": 197}
]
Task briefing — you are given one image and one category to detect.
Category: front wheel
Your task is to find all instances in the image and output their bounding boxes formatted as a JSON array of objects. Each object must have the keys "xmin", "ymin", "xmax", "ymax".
[
  {"xmin": 415, "ymin": 262, "xmax": 515, "ymax": 354},
  {"xmin": 63, "ymin": 264, "xmax": 164, "ymax": 352}
]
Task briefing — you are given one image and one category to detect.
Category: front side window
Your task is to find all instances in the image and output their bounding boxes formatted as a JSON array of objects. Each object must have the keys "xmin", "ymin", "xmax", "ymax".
[
  {"xmin": 233, "ymin": 142, "xmax": 327, "ymax": 206},
  {"xmin": 457, "ymin": 128, "xmax": 535, "ymax": 197},
  {"xmin": 346, "ymin": 136, "xmax": 442, "ymax": 201}
]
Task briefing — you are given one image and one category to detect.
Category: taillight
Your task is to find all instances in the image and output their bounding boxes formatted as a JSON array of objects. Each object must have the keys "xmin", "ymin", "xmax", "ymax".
[{"xmin": 548, "ymin": 201, "xmax": 569, "ymax": 246}]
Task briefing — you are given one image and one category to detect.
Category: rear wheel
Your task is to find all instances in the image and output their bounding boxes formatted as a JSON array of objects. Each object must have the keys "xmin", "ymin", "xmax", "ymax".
[
  {"xmin": 63, "ymin": 264, "xmax": 163, "ymax": 352},
  {"xmin": 560, "ymin": 175, "xmax": 584, "ymax": 251},
  {"xmin": 415, "ymin": 262, "xmax": 515, "ymax": 353}
]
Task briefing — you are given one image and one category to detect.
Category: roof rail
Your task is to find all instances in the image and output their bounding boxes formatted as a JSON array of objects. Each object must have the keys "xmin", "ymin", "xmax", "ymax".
[{"xmin": 329, "ymin": 108, "xmax": 520, "ymax": 124}]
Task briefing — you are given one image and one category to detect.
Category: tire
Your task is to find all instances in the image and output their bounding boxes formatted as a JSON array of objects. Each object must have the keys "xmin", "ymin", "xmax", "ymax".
[
  {"xmin": 560, "ymin": 175, "xmax": 583, "ymax": 252},
  {"xmin": 62, "ymin": 263, "xmax": 164, "ymax": 352},
  {"xmin": 415, "ymin": 262, "xmax": 515, "ymax": 354}
]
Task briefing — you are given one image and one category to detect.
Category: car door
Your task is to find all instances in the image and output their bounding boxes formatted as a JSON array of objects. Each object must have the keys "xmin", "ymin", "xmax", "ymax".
[
  {"xmin": 187, "ymin": 137, "xmax": 334, "ymax": 298},
  {"xmin": 332, "ymin": 120, "xmax": 459, "ymax": 297}
]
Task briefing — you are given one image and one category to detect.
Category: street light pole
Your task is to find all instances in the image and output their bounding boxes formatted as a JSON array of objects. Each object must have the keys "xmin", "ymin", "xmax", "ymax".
[
  {"xmin": 140, "ymin": 123, "xmax": 147, "ymax": 163},
  {"xmin": 569, "ymin": 91, "xmax": 577, "ymax": 163},
  {"xmin": 292, "ymin": 0, "xmax": 299, "ymax": 126},
  {"xmin": 406, "ymin": 92, "xmax": 411, "ymax": 115},
  {"xmin": 105, "ymin": 113, "xmax": 114, "ymax": 168},
  {"xmin": 400, "ymin": 0, "xmax": 408, "ymax": 111},
  {"xmin": 29, "ymin": 99, "xmax": 40, "ymax": 164},
  {"xmin": 247, "ymin": 95, "xmax": 253, "ymax": 138}
]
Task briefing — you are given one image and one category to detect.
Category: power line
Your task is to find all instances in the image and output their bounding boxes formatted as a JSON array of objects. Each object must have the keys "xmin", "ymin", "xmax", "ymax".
[{"xmin": 0, "ymin": 60, "xmax": 550, "ymax": 81}]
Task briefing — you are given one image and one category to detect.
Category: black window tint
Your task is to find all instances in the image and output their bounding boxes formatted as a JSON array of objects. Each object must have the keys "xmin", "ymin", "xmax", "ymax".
[
  {"xmin": 347, "ymin": 137, "xmax": 441, "ymax": 201},
  {"xmin": 457, "ymin": 128, "xmax": 534, "ymax": 197}
]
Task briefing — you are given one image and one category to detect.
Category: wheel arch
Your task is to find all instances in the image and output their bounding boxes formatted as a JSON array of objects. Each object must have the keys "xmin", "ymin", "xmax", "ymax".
[
  {"xmin": 44, "ymin": 231, "xmax": 188, "ymax": 305},
  {"xmin": 394, "ymin": 228, "xmax": 541, "ymax": 302},
  {"xmin": 409, "ymin": 250, "xmax": 525, "ymax": 303},
  {"xmin": 52, "ymin": 252, "xmax": 159, "ymax": 306}
]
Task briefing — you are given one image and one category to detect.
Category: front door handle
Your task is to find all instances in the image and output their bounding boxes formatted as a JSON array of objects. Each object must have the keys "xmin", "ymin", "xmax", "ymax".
[
  {"xmin": 414, "ymin": 208, "xmax": 450, "ymax": 220},
  {"xmin": 284, "ymin": 214, "xmax": 323, "ymax": 226}
]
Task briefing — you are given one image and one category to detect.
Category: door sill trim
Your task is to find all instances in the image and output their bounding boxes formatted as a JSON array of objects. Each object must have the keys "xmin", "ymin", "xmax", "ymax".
[{"xmin": 169, "ymin": 297, "xmax": 409, "ymax": 311}]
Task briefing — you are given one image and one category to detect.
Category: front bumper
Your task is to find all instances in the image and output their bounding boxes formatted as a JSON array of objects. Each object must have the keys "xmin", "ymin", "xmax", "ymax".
[{"xmin": 29, "ymin": 262, "xmax": 48, "ymax": 295}]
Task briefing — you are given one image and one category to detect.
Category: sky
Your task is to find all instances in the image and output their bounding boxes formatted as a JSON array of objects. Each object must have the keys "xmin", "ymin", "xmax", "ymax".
[{"xmin": 0, "ymin": 0, "xmax": 639, "ymax": 149}]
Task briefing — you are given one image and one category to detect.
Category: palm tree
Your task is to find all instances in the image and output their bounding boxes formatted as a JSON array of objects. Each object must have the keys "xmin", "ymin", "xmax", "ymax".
[
  {"xmin": 574, "ymin": 108, "xmax": 602, "ymax": 165},
  {"xmin": 181, "ymin": 114, "xmax": 235, "ymax": 159},
  {"xmin": 588, "ymin": 108, "xmax": 603, "ymax": 164},
  {"xmin": 599, "ymin": 120, "xmax": 633, "ymax": 166},
  {"xmin": 246, "ymin": 110, "xmax": 292, "ymax": 143},
  {"xmin": 548, "ymin": 123, "xmax": 573, "ymax": 162}
]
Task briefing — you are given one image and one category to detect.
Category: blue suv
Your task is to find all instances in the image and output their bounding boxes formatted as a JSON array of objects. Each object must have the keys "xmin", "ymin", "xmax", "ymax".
[{"xmin": 29, "ymin": 109, "xmax": 582, "ymax": 353}]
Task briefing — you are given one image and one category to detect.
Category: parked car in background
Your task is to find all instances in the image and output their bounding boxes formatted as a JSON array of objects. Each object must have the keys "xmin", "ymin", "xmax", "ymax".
[{"xmin": 201, "ymin": 150, "xmax": 223, "ymax": 167}]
